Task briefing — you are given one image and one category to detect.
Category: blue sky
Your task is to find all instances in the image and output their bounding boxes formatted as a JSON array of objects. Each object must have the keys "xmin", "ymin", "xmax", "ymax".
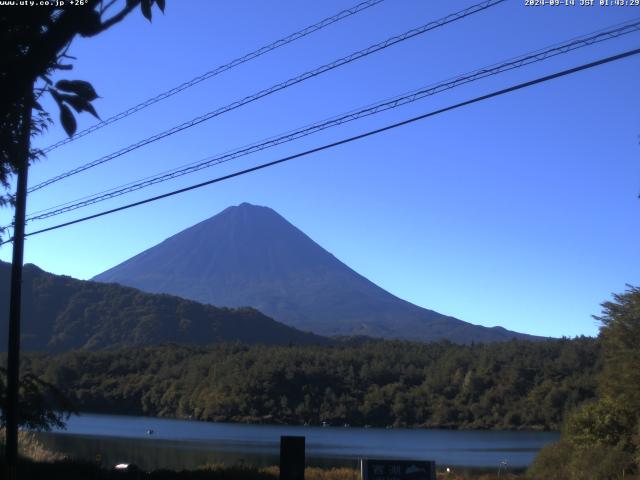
[{"xmin": 1, "ymin": 0, "xmax": 639, "ymax": 338}]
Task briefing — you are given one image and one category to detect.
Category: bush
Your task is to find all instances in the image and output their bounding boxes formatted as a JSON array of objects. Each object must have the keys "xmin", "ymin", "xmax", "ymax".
[
  {"xmin": 565, "ymin": 398, "xmax": 637, "ymax": 452},
  {"xmin": 528, "ymin": 438, "xmax": 635, "ymax": 480},
  {"xmin": 527, "ymin": 440, "xmax": 573, "ymax": 480}
]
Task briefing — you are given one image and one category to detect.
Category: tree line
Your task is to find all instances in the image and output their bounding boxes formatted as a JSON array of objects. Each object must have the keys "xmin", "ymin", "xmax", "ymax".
[{"xmin": 13, "ymin": 337, "xmax": 600, "ymax": 431}]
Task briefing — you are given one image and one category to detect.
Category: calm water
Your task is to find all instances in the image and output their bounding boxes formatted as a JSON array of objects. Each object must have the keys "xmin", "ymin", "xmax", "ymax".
[{"xmin": 33, "ymin": 413, "xmax": 559, "ymax": 471}]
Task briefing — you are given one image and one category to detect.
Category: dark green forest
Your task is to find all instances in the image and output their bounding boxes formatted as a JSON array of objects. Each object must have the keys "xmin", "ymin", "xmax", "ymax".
[
  {"xmin": 0, "ymin": 261, "xmax": 328, "ymax": 352},
  {"xmin": 16, "ymin": 337, "xmax": 599, "ymax": 431}
]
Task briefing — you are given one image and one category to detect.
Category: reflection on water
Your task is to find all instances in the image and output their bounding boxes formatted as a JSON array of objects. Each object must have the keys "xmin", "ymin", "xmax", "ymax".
[{"xmin": 32, "ymin": 413, "xmax": 559, "ymax": 471}]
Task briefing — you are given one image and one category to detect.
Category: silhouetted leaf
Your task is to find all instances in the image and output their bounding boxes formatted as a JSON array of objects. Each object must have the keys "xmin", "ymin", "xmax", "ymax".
[
  {"xmin": 155, "ymin": 0, "xmax": 165, "ymax": 12},
  {"xmin": 81, "ymin": 102, "xmax": 100, "ymax": 119},
  {"xmin": 141, "ymin": 0, "xmax": 152, "ymax": 21},
  {"xmin": 49, "ymin": 88, "xmax": 63, "ymax": 107},
  {"xmin": 59, "ymin": 104, "xmax": 77, "ymax": 137},
  {"xmin": 55, "ymin": 80, "xmax": 98, "ymax": 101},
  {"xmin": 77, "ymin": 10, "xmax": 102, "ymax": 37},
  {"xmin": 59, "ymin": 94, "xmax": 100, "ymax": 119}
]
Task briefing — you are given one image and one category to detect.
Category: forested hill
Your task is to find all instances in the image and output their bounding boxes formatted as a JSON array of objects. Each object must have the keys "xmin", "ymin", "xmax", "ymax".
[
  {"xmin": 0, "ymin": 261, "xmax": 329, "ymax": 352},
  {"xmin": 20, "ymin": 338, "xmax": 600, "ymax": 430}
]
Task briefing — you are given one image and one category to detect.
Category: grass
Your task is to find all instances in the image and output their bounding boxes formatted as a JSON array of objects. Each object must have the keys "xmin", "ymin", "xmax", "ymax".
[
  {"xmin": 0, "ymin": 428, "xmax": 65, "ymax": 463},
  {"xmin": 0, "ymin": 459, "xmax": 527, "ymax": 480}
]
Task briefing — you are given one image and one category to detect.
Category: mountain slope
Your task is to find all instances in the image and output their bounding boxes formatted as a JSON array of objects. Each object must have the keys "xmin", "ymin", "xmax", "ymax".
[
  {"xmin": 94, "ymin": 203, "xmax": 540, "ymax": 343},
  {"xmin": 0, "ymin": 261, "xmax": 329, "ymax": 352}
]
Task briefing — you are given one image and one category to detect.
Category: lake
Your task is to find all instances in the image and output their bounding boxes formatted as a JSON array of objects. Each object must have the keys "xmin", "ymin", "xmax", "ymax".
[{"xmin": 33, "ymin": 413, "xmax": 559, "ymax": 471}]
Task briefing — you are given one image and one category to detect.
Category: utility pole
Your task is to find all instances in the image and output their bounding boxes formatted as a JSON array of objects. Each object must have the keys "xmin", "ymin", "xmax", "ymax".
[{"xmin": 5, "ymin": 88, "xmax": 33, "ymax": 479}]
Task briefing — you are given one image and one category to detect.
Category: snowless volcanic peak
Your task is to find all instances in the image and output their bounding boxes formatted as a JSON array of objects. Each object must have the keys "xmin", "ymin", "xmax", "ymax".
[{"xmin": 94, "ymin": 203, "xmax": 541, "ymax": 343}]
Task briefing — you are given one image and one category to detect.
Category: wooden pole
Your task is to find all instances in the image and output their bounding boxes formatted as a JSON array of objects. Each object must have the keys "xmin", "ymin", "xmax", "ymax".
[{"xmin": 4, "ymin": 89, "xmax": 32, "ymax": 479}]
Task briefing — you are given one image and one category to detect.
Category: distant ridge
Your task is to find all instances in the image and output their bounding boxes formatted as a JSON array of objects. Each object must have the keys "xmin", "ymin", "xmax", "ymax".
[
  {"xmin": 94, "ymin": 203, "xmax": 541, "ymax": 343},
  {"xmin": 0, "ymin": 261, "xmax": 329, "ymax": 352}
]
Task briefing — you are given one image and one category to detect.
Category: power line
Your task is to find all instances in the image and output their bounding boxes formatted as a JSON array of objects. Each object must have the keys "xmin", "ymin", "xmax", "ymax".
[
  {"xmin": 28, "ymin": 0, "xmax": 506, "ymax": 194},
  {"xmin": 23, "ymin": 18, "xmax": 640, "ymax": 223},
  {"xmin": 5, "ymin": 46, "xmax": 637, "ymax": 245},
  {"xmin": 39, "ymin": 0, "xmax": 386, "ymax": 154},
  {"xmin": 25, "ymin": 16, "xmax": 640, "ymax": 223}
]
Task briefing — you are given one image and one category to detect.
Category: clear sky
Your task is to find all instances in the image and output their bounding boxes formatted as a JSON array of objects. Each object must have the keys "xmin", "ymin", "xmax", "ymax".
[{"xmin": 1, "ymin": 0, "xmax": 639, "ymax": 338}]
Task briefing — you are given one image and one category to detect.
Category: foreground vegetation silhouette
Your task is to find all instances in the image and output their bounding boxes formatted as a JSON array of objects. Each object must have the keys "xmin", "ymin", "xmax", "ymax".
[{"xmin": 528, "ymin": 286, "xmax": 640, "ymax": 479}]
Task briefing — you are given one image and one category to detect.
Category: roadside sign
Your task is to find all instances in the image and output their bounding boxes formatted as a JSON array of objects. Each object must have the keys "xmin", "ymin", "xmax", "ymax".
[{"xmin": 360, "ymin": 459, "xmax": 436, "ymax": 480}]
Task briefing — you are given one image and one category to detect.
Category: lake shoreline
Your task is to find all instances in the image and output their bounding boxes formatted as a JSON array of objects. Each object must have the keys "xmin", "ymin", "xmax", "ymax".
[{"xmin": 65, "ymin": 409, "xmax": 559, "ymax": 433}]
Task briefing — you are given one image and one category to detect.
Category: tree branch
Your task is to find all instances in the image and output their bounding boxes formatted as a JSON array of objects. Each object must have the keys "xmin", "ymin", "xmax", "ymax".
[{"xmin": 94, "ymin": 1, "xmax": 140, "ymax": 34}]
